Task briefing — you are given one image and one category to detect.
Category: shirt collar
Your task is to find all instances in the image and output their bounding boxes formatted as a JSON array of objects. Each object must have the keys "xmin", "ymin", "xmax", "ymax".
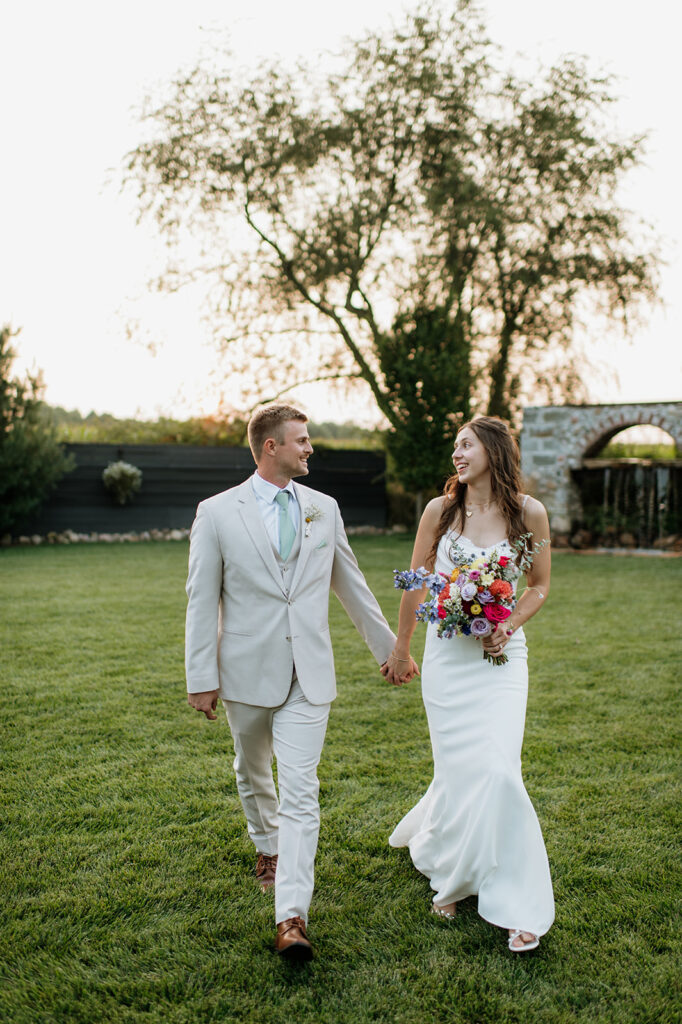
[{"xmin": 253, "ymin": 471, "xmax": 296, "ymax": 503}]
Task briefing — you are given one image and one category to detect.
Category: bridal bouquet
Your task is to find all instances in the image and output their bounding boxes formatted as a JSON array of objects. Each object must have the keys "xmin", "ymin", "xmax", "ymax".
[{"xmin": 393, "ymin": 535, "xmax": 539, "ymax": 666}]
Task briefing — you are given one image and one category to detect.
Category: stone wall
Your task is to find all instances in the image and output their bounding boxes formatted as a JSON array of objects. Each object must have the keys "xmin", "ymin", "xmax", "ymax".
[{"xmin": 520, "ymin": 402, "xmax": 682, "ymax": 533}]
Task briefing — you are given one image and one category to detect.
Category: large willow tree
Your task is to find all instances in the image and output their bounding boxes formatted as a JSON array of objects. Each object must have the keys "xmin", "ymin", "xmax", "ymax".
[{"xmin": 126, "ymin": 0, "xmax": 658, "ymax": 492}]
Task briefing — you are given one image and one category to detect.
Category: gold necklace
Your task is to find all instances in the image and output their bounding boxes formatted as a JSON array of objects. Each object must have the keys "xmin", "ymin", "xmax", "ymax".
[{"xmin": 465, "ymin": 499, "xmax": 495, "ymax": 519}]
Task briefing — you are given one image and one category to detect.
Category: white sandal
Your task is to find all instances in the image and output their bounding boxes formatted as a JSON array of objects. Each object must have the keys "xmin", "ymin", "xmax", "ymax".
[
  {"xmin": 508, "ymin": 929, "xmax": 539, "ymax": 952},
  {"xmin": 431, "ymin": 902, "xmax": 456, "ymax": 920}
]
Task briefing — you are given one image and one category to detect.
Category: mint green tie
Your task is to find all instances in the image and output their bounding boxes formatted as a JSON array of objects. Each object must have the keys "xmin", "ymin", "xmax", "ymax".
[{"xmin": 275, "ymin": 490, "xmax": 296, "ymax": 560}]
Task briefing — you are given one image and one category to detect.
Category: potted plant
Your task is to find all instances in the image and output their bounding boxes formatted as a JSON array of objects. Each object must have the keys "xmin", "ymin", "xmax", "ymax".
[{"xmin": 102, "ymin": 461, "xmax": 142, "ymax": 506}]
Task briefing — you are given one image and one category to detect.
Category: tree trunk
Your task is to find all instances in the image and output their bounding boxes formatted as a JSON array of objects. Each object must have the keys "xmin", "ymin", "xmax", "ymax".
[
  {"xmin": 487, "ymin": 320, "xmax": 514, "ymax": 420},
  {"xmin": 414, "ymin": 490, "xmax": 424, "ymax": 530}
]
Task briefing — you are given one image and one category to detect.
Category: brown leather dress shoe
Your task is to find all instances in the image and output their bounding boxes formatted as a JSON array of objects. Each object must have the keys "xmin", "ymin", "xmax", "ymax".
[
  {"xmin": 274, "ymin": 916, "xmax": 313, "ymax": 961},
  {"xmin": 255, "ymin": 853, "xmax": 278, "ymax": 892}
]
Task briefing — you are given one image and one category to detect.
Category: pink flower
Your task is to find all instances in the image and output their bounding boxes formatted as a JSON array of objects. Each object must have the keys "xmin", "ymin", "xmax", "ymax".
[{"xmin": 484, "ymin": 603, "xmax": 512, "ymax": 623}]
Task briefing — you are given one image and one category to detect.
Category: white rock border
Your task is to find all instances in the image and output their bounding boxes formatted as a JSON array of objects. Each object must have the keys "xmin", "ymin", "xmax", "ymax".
[
  {"xmin": 1, "ymin": 525, "xmax": 410, "ymax": 547},
  {"xmin": 1, "ymin": 528, "xmax": 190, "ymax": 547}
]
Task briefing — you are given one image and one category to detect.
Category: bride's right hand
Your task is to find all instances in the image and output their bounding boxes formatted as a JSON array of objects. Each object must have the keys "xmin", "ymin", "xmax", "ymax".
[{"xmin": 382, "ymin": 649, "xmax": 419, "ymax": 686}]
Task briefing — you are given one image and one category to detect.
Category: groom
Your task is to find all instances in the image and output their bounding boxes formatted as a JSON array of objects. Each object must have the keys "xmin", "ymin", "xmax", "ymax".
[{"xmin": 185, "ymin": 403, "xmax": 416, "ymax": 961}]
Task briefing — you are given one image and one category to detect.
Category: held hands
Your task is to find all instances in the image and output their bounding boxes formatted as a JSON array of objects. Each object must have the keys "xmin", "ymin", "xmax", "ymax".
[
  {"xmin": 188, "ymin": 689, "xmax": 220, "ymax": 720},
  {"xmin": 381, "ymin": 650, "xmax": 420, "ymax": 687}
]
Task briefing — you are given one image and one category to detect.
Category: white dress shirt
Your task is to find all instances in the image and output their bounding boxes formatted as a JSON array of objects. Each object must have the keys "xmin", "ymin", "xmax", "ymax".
[{"xmin": 251, "ymin": 471, "xmax": 301, "ymax": 551}]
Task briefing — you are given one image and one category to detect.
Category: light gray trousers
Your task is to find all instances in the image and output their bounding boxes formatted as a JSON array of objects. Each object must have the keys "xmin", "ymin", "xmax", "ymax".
[{"xmin": 224, "ymin": 677, "xmax": 330, "ymax": 924}]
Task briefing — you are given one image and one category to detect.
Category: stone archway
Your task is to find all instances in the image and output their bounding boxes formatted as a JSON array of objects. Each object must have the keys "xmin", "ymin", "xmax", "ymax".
[{"xmin": 520, "ymin": 402, "xmax": 682, "ymax": 534}]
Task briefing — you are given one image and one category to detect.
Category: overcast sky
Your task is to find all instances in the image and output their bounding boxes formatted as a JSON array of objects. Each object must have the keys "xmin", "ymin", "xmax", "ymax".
[{"xmin": 1, "ymin": 0, "xmax": 680, "ymax": 424}]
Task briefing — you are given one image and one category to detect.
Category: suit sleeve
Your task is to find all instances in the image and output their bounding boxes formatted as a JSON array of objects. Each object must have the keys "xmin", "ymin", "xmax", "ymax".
[
  {"xmin": 329, "ymin": 502, "xmax": 396, "ymax": 665},
  {"xmin": 185, "ymin": 501, "xmax": 223, "ymax": 694}
]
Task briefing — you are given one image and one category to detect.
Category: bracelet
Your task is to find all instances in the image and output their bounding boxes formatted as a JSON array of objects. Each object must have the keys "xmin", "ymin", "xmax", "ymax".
[
  {"xmin": 389, "ymin": 655, "xmax": 410, "ymax": 662},
  {"xmin": 524, "ymin": 586, "xmax": 545, "ymax": 600}
]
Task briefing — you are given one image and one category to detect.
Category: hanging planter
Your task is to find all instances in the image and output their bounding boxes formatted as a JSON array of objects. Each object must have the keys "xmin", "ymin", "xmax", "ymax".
[{"xmin": 102, "ymin": 461, "xmax": 142, "ymax": 506}]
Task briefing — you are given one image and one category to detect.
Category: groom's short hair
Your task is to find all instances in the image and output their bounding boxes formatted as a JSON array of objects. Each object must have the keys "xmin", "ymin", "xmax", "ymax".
[{"xmin": 248, "ymin": 403, "xmax": 308, "ymax": 460}]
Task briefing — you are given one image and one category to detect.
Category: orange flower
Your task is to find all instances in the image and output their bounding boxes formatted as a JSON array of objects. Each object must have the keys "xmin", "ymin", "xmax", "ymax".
[{"xmin": 489, "ymin": 579, "xmax": 513, "ymax": 599}]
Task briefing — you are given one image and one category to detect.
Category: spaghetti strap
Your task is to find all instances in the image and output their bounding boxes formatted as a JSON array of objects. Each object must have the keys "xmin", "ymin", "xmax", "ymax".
[{"xmin": 521, "ymin": 493, "xmax": 529, "ymax": 511}]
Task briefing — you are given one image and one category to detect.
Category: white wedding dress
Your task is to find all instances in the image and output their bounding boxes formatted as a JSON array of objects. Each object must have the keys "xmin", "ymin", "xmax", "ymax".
[{"xmin": 389, "ymin": 530, "xmax": 555, "ymax": 937}]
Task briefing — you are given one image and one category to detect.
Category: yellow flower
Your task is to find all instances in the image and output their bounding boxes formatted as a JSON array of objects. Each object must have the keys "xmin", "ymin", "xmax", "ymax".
[
  {"xmin": 471, "ymin": 603, "xmax": 482, "ymax": 614},
  {"xmin": 451, "ymin": 567, "xmax": 467, "ymax": 580},
  {"xmin": 480, "ymin": 572, "xmax": 494, "ymax": 586}
]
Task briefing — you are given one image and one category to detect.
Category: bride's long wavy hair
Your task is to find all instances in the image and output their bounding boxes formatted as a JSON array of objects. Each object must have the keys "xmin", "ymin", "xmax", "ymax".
[{"xmin": 425, "ymin": 416, "xmax": 528, "ymax": 569}]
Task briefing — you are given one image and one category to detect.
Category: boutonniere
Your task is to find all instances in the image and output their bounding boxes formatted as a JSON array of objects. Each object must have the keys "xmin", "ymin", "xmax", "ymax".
[{"xmin": 304, "ymin": 504, "xmax": 324, "ymax": 537}]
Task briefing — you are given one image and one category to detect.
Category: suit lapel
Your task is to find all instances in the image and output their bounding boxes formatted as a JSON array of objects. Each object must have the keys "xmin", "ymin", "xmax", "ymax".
[
  {"xmin": 237, "ymin": 478, "xmax": 287, "ymax": 594},
  {"xmin": 289, "ymin": 483, "xmax": 315, "ymax": 596}
]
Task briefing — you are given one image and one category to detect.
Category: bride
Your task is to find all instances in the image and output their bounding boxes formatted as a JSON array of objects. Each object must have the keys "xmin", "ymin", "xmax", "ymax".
[{"xmin": 383, "ymin": 416, "xmax": 554, "ymax": 953}]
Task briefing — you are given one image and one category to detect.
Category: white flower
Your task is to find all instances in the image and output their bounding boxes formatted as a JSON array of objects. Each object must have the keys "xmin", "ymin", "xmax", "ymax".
[{"xmin": 303, "ymin": 503, "xmax": 324, "ymax": 537}]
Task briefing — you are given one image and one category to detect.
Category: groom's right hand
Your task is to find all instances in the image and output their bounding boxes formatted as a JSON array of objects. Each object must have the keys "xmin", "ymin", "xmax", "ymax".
[{"xmin": 188, "ymin": 689, "xmax": 220, "ymax": 720}]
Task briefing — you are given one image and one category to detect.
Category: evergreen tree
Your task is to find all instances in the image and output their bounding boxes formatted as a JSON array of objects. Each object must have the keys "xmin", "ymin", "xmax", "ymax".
[{"xmin": 0, "ymin": 326, "xmax": 73, "ymax": 534}]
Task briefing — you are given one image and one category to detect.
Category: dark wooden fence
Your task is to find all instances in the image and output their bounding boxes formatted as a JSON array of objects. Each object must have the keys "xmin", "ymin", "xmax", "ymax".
[{"xmin": 20, "ymin": 444, "xmax": 388, "ymax": 534}]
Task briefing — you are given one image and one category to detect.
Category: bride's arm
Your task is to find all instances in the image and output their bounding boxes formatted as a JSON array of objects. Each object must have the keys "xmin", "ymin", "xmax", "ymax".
[
  {"xmin": 382, "ymin": 497, "xmax": 447, "ymax": 683},
  {"xmin": 482, "ymin": 497, "xmax": 551, "ymax": 654},
  {"xmin": 511, "ymin": 497, "xmax": 551, "ymax": 630}
]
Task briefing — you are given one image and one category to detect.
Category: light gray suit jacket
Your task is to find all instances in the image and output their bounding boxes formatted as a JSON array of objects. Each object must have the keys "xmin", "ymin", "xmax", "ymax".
[{"xmin": 185, "ymin": 476, "xmax": 396, "ymax": 706}]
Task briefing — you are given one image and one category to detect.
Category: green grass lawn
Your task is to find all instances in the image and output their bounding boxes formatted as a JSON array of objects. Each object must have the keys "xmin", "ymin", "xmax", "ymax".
[{"xmin": 0, "ymin": 539, "xmax": 680, "ymax": 1024}]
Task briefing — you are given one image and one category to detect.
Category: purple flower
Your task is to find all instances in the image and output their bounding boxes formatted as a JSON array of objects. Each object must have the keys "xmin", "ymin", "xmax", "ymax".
[
  {"xmin": 393, "ymin": 567, "xmax": 428, "ymax": 591},
  {"xmin": 471, "ymin": 617, "xmax": 492, "ymax": 637},
  {"xmin": 393, "ymin": 566, "xmax": 448, "ymax": 595},
  {"xmin": 424, "ymin": 572, "xmax": 448, "ymax": 594},
  {"xmin": 454, "ymin": 574, "xmax": 467, "ymax": 589},
  {"xmin": 477, "ymin": 589, "xmax": 494, "ymax": 604},
  {"xmin": 469, "ymin": 570, "xmax": 481, "ymax": 580},
  {"xmin": 460, "ymin": 582, "xmax": 478, "ymax": 601},
  {"xmin": 416, "ymin": 600, "xmax": 440, "ymax": 624}
]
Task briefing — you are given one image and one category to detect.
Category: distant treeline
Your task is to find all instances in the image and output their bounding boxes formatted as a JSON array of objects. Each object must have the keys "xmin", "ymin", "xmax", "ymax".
[
  {"xmin": 600, "ymin": 442, "xmax": 676, "ymax": 460},
  {"xmin": 46, "ymin": 407, "xmax": 385, "ymax": 450},
  {"xmin": 45, "ymin": 408, "xmax": 674, "ymax": 459}
]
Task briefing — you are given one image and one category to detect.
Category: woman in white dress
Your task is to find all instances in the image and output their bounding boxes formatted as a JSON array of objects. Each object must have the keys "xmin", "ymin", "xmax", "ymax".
[{"xmin": 383, "ymin": 416, "xmax": 554, "ymax": 953}]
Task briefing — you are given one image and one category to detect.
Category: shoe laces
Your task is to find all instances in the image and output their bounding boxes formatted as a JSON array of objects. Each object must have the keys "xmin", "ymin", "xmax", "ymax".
[{"xmin": 279, "ymin": 916, "xmax": 306, "ymax": 935}]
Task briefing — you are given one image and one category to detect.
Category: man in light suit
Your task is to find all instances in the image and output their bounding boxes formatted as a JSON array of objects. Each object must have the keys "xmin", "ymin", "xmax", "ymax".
[{"xmin": 185, "ymin": 403, "xmax": 417, "ymax": 961}]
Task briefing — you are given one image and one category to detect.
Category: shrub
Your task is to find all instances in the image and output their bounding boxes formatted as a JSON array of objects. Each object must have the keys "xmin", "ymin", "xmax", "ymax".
[{"xmin": 0, "ymin": 326, "xmax": 74, "ymax": 534}]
